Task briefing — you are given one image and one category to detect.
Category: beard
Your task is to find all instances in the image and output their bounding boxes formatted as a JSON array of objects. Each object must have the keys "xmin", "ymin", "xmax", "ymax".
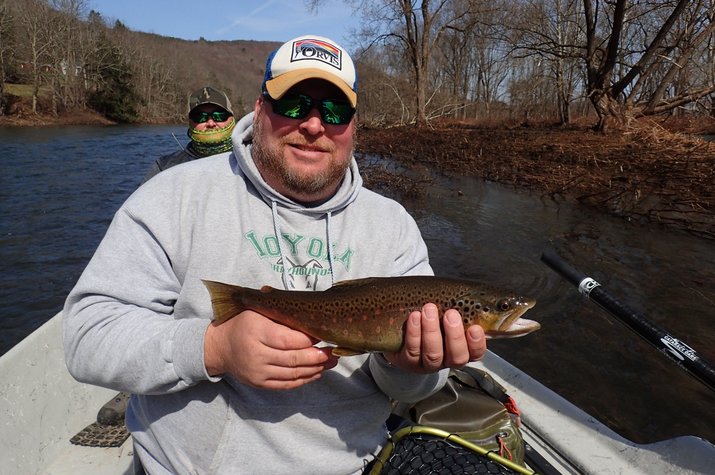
[{"xmin": 251, "ymin": 112, "xmax": 353, "ymax": 197}]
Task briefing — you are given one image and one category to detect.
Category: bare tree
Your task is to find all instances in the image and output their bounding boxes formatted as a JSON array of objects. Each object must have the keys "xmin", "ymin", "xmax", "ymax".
[
  {"xmin": 17, "ymin": 0, "xmax": 57, "ymax": 114},
  {"xmin": 706, "ymin": 5, "xmax": 715, "ymax": 117},
  {"xmin": 584, "ymin": 0, "xmax": 715, "ymax": 130},
  {"xmin": 508, "ymin": 0, "xmax": 587, "ymax": 124},
  {"xmin": 435, "ymin": 2, "xmax": 511, "ymax": 120},
  {"xmin": 308, "ymin": 0, "xmax": 479, "ymax": 126},
  {"xmin": 50, "ymin": 0, "xmax": 90, "ymax": 110},
  {"xmin": 439, "ymin": 31, "xmax": 509, "ymax": 120},
  {"xmin": 0, "ymin": 0, "xmax": 14, "ymax": 114},
  {"xmin": 395, "ymin": 0, "xmax": 445, "ymax": 126},
  {"xmin": 507, "ymin": 0, "xmax": 715, "ymax": 129}
]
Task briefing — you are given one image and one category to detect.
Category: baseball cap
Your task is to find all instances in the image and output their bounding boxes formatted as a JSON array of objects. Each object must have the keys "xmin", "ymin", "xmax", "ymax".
[
  {"xmin": 262, "ymin": 35, "xmax": 357, "ymax": 107},
  {"xmin": 188, "ymin": 86, "xmax": 234, "ymax": 115}
]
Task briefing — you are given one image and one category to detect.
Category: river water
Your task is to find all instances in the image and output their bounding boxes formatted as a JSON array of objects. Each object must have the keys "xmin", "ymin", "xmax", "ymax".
[{"xmin": 1, "ymin": 125, "xmax": 713, "ymax": 445}]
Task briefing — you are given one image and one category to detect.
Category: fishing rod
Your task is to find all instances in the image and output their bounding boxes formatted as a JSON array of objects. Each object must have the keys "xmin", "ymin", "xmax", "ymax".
[
  {"xmin": 541, "ymin": 248, "xmax": 715, "ymax": 393},
  {"xmin": 171, "ymin": 132, "xmax": 186, "ymax": 151}
]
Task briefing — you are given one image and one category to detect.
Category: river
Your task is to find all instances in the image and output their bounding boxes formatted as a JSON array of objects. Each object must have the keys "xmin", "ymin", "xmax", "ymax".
[{"xmin": 0, "ymin": 125, "xmax": 713, "ymax": 445}]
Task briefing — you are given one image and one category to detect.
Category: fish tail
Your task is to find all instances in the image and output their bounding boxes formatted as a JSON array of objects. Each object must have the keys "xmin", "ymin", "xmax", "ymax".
[{"xmin": 202, "ymin": 280, "xmax": 246, "ymax": 323}]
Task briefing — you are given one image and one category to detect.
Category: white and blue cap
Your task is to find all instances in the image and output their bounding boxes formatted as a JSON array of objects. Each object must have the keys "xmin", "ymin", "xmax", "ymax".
[{"xmin": 262, "ymin": 35, "xmax": 357, "ymax": 107}]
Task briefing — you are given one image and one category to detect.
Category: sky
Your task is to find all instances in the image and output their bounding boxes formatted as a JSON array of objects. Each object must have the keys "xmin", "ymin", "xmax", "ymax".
[{"xmin": 87, "ymin": 0, "xmax": 360, "ymax": 45}]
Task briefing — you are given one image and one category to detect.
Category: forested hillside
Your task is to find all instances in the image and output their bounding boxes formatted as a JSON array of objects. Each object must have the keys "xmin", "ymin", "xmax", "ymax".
[{"xmin": 0, "ymin": 0, "xmax": 278, "ymax": 122}]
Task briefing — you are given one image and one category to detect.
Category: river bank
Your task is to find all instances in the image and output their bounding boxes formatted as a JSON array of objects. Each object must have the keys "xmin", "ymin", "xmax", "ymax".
[
  {"xmin": 0, "ymin": 110, "xmax": 116, "ymax": 127},
  {"xmin": 3, "ymin": 110, "xmax": 714, "ymax": 239},
  {"xmin": 357, "ymin": 118, "xmax": 715, "ymax": 240}
]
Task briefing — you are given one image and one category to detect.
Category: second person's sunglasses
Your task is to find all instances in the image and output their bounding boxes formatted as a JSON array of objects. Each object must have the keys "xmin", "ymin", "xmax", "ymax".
[
  {"xmin": 189, "ymin": 110, "xmax": 232, "ymax": 123},
  {"xmin": 264, "ymin": 93, "xmax": 355, "ymax": 125}
]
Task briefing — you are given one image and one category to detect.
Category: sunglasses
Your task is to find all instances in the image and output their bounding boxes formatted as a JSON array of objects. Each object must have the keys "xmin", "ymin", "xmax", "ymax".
[
  {"xmin": 263, "ymin": 93, "xmax": 355, "ymax": 125},
  {"xmin": 189, "ymin": 110, "xmax": 232, "ymax": 123}
]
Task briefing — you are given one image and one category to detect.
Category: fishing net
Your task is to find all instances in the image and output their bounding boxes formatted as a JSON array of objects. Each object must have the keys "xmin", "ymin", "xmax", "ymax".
[{"xmin": 369, "ymin": 427, "xmax": 530, "ymax": 475}]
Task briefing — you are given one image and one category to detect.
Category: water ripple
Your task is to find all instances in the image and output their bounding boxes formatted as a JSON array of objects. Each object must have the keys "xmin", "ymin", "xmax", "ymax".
[{"xmin": 0, "ymin": 124, "xmax": 185, "ymax": 355}]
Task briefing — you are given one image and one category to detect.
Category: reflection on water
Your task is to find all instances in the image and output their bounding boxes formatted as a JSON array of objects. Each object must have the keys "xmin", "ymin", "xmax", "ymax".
[
  {"xmin": 368, "ymin": 157, "xmax": 715, "ymax": 444},
  {"xmin": 0, "ymin": 126, "xmax": 713, "ymax": 445}
]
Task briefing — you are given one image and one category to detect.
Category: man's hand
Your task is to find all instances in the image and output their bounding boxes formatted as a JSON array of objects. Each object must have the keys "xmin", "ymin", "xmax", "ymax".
[
  {"xmin": 204, "ymin": 310, "xmax": 338, "ymax": 390},
  {"xmin": 383, "ymin": 303, "xmax": 486, "ymax": 373}
]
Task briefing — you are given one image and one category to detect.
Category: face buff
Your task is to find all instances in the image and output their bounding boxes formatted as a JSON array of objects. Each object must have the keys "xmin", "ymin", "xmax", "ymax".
[{"xmin": 187, "ymin": 116, "xmax": 236, "ymax": 157}]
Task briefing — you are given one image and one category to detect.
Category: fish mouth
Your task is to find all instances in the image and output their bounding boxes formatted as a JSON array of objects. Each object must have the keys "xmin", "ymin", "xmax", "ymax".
[{"xmin": 488, "ymin": 299, "xmax": 539, "ymax": 339}]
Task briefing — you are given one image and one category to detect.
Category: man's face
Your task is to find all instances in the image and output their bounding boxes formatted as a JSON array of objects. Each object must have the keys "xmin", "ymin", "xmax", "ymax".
[
  {"xmin": 252, "ymin": 79, "xmax": 356, "ymax": 204},
  {"xmin": 189, "ymin": 104, "xmax": 233, "ymax": 131}
]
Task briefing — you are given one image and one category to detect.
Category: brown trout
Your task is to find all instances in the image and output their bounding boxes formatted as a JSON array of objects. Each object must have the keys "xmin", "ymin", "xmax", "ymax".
[{"xmin": 202, "ymin": 276, "xmax": 538, "ymax": 355}]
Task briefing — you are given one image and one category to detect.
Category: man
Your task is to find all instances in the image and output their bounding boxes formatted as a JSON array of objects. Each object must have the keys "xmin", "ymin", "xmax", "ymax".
[
  {"xmin": 143, "ymin": 85, "xmax": 235, "ymax": 182},
  {"xmin": 64, "ymin": 35, "xmax": 486, "ymax": 474}
]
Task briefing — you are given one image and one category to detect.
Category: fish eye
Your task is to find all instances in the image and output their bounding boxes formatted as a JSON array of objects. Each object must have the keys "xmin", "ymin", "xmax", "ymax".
[{"xmin": 497, "ymin": 299, "xmax": 511, "ymax": 311}]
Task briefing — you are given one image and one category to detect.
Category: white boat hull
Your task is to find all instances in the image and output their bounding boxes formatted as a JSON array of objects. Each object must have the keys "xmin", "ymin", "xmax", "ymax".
[{"xmin": 0, "ymin": 313, "xmax": 133, "ymax": 475}]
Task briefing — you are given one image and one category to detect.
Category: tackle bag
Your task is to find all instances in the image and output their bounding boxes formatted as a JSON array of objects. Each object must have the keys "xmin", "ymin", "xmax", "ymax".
[{"xmin": 370, "ymin": 366, "xmax": 528, "ymax": 474}]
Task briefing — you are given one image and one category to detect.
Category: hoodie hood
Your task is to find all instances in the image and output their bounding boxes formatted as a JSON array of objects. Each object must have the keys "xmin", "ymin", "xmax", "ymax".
[
  {"xmin": 231, "ymin": 112, "xmax": 363, "ymax": 215},
  {"xmin": 230, "ymin": 112, "xmax": 363, "ymax": 289}
]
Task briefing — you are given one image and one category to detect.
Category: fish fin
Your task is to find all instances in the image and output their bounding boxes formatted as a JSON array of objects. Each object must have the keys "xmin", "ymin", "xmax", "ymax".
[
  {"xmin": 331, "ymin": 347, "xmax": 366, "ymax": 357},
  {"xmin": 259, "ymin": 285, "xmax": 277, "ymax": 293},
  {"xmin": 202, "ymin": 280, "xmax": 246, "ymax": 323}
]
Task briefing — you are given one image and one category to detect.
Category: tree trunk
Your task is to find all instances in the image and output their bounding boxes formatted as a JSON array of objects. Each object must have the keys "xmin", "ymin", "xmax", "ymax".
[
  {"xmin": 591, "ymin": 89, "xmax": 630, "ymax": 132},
  {"xmin": 415, "ymin": 64, "xmax": 427, "ymax": 127}
]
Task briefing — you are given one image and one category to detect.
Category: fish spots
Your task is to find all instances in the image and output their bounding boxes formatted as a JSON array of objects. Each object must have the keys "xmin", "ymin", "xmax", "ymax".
[{"xmin": 208, "ymin": 275, "xmax": 537, "ymax": 352}]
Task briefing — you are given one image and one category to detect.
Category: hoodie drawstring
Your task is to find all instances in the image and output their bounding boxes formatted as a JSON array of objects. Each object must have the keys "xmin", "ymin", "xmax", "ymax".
[
  {"xmin": 271, "ymin": 200, "xmax": 291, "ymax": 290},
  {"xmin": 326, "ymin": 210, "xmax": 336, "ymax": 286}
]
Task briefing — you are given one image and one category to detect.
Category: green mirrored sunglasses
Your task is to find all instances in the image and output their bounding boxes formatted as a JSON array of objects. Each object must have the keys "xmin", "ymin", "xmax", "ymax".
[
  {"xmin": 264, "ymin": 93, "xmax": 355, "ymax": 125},
  {"xmin": 189, "ymin": 110, "xmax": 232, "ymax": 123}
]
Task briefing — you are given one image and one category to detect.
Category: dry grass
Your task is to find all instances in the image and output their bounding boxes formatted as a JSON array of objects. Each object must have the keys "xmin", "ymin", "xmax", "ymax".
[
  {"xmin": 3, "ymin": 83, "xmax": 53, "ymax": 98},
  {"xmin": 357, "ymin": 122, "xmax": 715, "ymax": 239}
]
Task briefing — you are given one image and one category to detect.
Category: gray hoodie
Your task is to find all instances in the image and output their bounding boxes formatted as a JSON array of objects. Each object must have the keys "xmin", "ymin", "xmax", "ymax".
[{"xmin": 63, "ymin": 112, "xmax": 447, "ymax": 474}]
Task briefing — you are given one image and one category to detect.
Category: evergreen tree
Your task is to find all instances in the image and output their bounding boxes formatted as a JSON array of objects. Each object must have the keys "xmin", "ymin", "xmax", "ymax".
[{"xmin": 87, "ymin": 38, "xmax": 139, "ymax": 122}]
